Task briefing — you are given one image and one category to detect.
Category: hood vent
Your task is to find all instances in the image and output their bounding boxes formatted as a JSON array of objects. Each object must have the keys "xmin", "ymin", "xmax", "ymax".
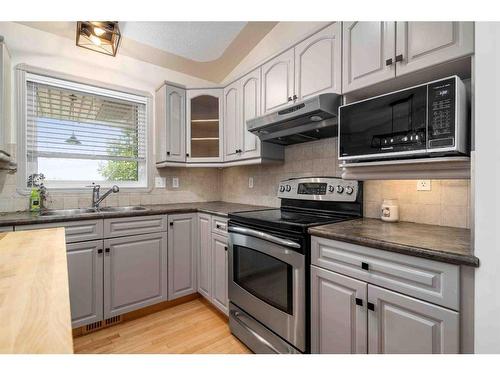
[{"xmin": 247, "ymin": 93, "xmax": 342, "ymax": 145}]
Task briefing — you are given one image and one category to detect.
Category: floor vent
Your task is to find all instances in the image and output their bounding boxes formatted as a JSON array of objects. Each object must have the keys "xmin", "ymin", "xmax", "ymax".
[
  {"xmin": 105, "ymin": 315, "xmax": 122, "ymax": 327},
  {"xmin": 83, "ymin": 321, "xmax": 103, "ymax": 333}
]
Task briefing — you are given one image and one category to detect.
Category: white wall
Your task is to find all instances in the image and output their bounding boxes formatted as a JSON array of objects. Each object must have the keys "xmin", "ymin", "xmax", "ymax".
[
  {"xmin": 222, "ymin": 21, "xmax": 329, "ymax": 84},
  {"xmin": 473, "ymin": 22, "xmax": 500, "ymax": 353}
]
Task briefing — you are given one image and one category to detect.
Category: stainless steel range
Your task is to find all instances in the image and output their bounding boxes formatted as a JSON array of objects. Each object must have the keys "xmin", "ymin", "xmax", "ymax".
[{"xmin": 228, "ymin": 177, "xmax": 363, "ymax": 353}]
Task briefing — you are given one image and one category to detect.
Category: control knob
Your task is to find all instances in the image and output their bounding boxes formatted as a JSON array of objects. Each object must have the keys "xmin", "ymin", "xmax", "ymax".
[
  {"xmin": 285, "ymin": 185, "xmax": 291, "ymax": 192},
  {"xmin": 328, "ymin": 185, "xmax": 334, "ymax": 193},
  {"xmin": 345, "ymin": 186, "xmax": 354, "ymax": 195},
  {"xmin": 336, "ymin": 185, "xmax": 344, "ymax": 194},
  {"xmin": 279, "ymin": 185, "xmax": 285, "ymax": 193}
]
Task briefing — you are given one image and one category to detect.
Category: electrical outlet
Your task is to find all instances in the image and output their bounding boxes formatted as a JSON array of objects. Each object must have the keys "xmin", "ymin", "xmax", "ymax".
[
  {"xmin": 155, "ymin": 177, "xmax": 166, "ymax": 188},
  {"xmin": 417, "ymin": 180, "xmax": 431, "ymax": 191},
  {"xmin": 172, "ymin": 177, "xmax": 179, "ymax": 188},
  {"xmin": 248, "ymin": 177, "xmax": 254, "ymax": 189}
]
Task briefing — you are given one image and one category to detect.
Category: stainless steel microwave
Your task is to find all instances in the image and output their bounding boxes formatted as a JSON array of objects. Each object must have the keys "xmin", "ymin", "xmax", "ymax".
[{"xmin": 338, "ymin": 76, "xmax": 468, "ymax": 161}]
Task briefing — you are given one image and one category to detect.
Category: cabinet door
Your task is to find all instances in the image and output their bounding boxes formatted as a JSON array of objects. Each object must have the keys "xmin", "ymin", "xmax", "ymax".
[
  {"xmin": 104, "ymin": 232, "xmax": 168, "ymax": 318},
  {"xmin": 311, "ymin": 265, "xmax": 367, "ymax": 354},
  {"xmin": 165, "ymin": 85, "xmax": 186, "ymax": 162},
  {"xmin": 211, "ymin": 233, "xmax": 228, "ymax": 315},
  {"xmin": 295, "ymin": 23, "xmax": 342, "ymax": 99},
  {"xmin": 368, "ymin": 285, "xmax": 459, "ymax": 354},
  {"xmin": 186, "ymin": 89, "xmax": 223, "ymax": 163},
  {"xmin": 342, "ymin": 22, "xmax": 396, "ymax": 93},
  {"xmin": 395, "ymin": 22, "xmax": 474, "ymax": 76},
  {"xmin": 197, "ymin": 213, "xmax": 212, "ymax": 299},
  {"xmin": 240, "ymin": 68, "xmax": 262, "ymax": 159},
  {"xmin": 168, "ymin": 213, "xmax": 197, "ymax": 300},
  {"xmin": 262, "ymin": 48, "xmax": 295, "ymax": 114},
  {"xmin": 223, "ymin": 81, "xmax": 241, "ymax": 161},
  {"xmin": 66, "ymin": 240, "xmax": 104, "ymax": 328}
]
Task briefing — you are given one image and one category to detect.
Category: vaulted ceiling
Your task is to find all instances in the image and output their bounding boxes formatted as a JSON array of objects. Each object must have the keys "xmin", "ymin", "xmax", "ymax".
[{"xmin": 19, "ymin": 21, "xmax": 278, "ymax": 83}]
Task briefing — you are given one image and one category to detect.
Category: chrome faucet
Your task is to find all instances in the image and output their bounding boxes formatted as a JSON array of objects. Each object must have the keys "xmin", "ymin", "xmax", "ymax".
[{"xmin": 88, "ymin": 183, "xmax": 120, "ymax": 209}]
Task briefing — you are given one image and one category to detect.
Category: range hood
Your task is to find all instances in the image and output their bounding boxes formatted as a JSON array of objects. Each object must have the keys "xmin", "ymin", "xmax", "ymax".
[{"xmin": 247, "ymin": 93, "xmax": 342, "ymax": 145}]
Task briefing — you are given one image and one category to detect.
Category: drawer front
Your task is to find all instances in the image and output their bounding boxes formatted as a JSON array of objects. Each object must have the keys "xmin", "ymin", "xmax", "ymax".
[
  {"xmin": 15, "ymin": 220, "xmax": 103, "ymax": 243},
  {"xmin": 211, "ymin": 216, "xmax": 228, "ymax": 236},
  {"xmin": 104, "ymin": 215, "xmax": 167, "ymax": 238},
  {"xmin": 0, "ymin": 226, "xmax": 13, "ymax": 232},
  {"xmin": 311, "ymin": 236, "xmax": 460, "ymax": 310}
]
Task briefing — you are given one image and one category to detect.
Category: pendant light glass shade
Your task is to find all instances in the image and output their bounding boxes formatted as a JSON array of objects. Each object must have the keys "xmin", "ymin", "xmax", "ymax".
[{"xmin": 76, "ymin": 21, "xmax": 121, "ymax": 56}]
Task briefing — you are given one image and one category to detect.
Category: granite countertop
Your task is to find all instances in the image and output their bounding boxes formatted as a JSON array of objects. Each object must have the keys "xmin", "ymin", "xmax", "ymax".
[
  {"xmin": 308, "ymin": 218, "xmax": 478, "ymax": 267},
  {"xmin": 0, "ymin": 201, "xmax": 272, "ymax": 226}
]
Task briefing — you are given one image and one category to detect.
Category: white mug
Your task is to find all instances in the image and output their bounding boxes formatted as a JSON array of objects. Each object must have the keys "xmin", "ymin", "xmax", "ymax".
[{"xmin": 381, "ymin": 199, "xmax": 399, "ymax": 222}]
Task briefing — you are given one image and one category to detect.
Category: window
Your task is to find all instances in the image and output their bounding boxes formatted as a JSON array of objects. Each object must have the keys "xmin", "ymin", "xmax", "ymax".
[{"xmin": 20, "ymin": 72, "xmax": 149, "ymax": 190}]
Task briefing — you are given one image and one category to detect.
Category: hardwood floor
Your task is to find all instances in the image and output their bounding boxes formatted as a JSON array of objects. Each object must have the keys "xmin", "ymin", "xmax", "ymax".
[{"xmin": 73, "ymin": 298, "xmax": 252, "ymax": 354}]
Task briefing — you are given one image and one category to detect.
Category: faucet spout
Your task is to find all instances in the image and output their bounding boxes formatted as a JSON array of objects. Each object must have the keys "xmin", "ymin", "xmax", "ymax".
[{"xmin": 89, "ymin": 184, "xmax": 120, "ymax": 209}]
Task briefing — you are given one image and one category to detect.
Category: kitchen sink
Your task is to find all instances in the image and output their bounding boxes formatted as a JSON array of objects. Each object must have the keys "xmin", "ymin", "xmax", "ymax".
[
  {"xmin": 39, "ymin": 208, "xmax": 98, "ymax": 216},
  {"xmin": 98, "ymin": 206, "xmax": 148, "ymax": 212}
]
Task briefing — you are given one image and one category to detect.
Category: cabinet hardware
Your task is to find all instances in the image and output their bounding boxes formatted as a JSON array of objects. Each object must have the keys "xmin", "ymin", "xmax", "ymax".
[
  {"xmin": 367, "ymin": 302, "xmax": 375, "ymax": 311},
  {"xmin": 287, "ymin": 96, "xmax": 293, "ymax": 102},
  {"xmin": 224, "ymin": 246, "xmax": 228, "ymax": 252},
  {"xmin": 97, "ymin": 249, "xmax": 103, "ymax": 254},
  {"xmin": 361, "ymin": 262, "xmax": 369, "ymax": 270},
  {"xmin": 292, "ymin": 94, "xmax": 298, "ymax": 101},
  {"xmin": 166, "ymin": 151, "xmax": 170, "ymax": 156},
  {"xmin": 385, "ymin": 58, "xmax": 393, "ymax": 66},
  {"xmin": 169, "ymin": 222, "xmax": 174, "ymax": 227},
  {"xmin": 186, "ymin": 153, "xmax": 189, "ymax": 157},
  {"xmin": 105, "ymin": 248, "xmax": 110, "ymax": 253},
  {"xmin": 355, "ymin": 298, "xmax": 363, "ymax": 306},
  {"xmin": 395, "ymin": 54, "xmax": 404, "ymax": 62},
  {"xmin": 216, "ymin": 224, "xmax": 221, "ymax": 229}
]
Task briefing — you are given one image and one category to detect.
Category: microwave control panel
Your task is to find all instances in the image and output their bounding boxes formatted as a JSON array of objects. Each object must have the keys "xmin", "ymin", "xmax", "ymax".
[{"xmin": 428, "ymin": 77, "xmax": 456, "ymax": 149}]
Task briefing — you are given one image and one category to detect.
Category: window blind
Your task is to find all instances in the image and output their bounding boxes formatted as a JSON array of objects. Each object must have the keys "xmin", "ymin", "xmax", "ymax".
[{"xmin": 26, "ymin": 79, "xmax": 147, "ymax": 162}]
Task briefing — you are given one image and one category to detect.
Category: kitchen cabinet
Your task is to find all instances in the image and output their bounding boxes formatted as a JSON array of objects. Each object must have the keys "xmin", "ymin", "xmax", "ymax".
[
  {"xmin": 223, "ymin": 81, "xmax": 240, "ymax": 161},
  {"xmin": 395, "ymin": 22, "xmax": 474, "ymax": 76},
  {"xmin": 155, "ymin": 82, "xmax": 186, "ymax": 163},
  {"xmin": 211, "ymin": 233, "xmax": 229, "ymax": 315},
  {"xmin": 311, "ymin": 265, "xmax": 367, "ymax": 354},
  {"xmin": 262, "ymin": 48, "xmax": 295, "ymax": 114},
  {"xmin": 197, "ymin": 213, "xmax": 212, "ymax": 299},
  {"xmin": 295, "ymin": 22, "xmax": 342, "ymax": 100},
  {"xmin": 342, "ymin": 21, "xmax": 396, "ymax": 93},
  {"xmin": 186, "ymin": 88, "xmax": 224, "ymax": 163},
  {"xmin": 368, "ymin": 285, "xmax": 459, "ymax": 354},
  {"xmin": 66, "ymin": 240, "xmax": 104, "ymax": 328},
  {"xmin": 0, "ymin": 39, "xmax": 10, "ymax": 152},
  {"xmin": 168, "ymin": 213, "xmax": 197, "ymax": 300},
  {"xmin": 104, "ymin": 232, "xmax": 168, "ymax": 318}
]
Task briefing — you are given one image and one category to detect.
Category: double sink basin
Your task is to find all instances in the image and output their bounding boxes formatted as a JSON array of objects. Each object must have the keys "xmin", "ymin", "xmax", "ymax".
[{"xmin": 39, "ymin": 206, "xmax": 148, "ymax": 217}]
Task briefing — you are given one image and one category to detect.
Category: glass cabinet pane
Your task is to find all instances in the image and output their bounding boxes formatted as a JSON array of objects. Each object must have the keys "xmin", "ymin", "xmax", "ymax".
[{"xmin": 190, "ymin": 95, "xmax": 219, "ymax": 158}]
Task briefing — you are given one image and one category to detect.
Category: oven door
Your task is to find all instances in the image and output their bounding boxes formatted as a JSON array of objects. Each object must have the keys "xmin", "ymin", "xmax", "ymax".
[{"xmin": 228, "ymin": 225, "xmax": 305, "ymax": 352}]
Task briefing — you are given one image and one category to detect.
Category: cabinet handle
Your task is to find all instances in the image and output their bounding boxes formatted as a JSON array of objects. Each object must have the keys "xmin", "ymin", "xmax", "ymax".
[
  {"xmin": 395, "ymin": 54, "xmax": 404, "ymax": 62},
  {"xmin": 361, "ymin": 262, "xmax": 369, "ymax": 271},
  {"xmin": 355, "ymin": 298, "xmax": 363, "ymax": 306},
  {"xmin": 169, "ymin": 222, "xmax": 174, "ymax": 227},
  {"xmin": 224, "ymin": 246, "xmax": 228, "ymax": 252},
  {"xmin": 367, "ymin": 302, "xmax": 375, "ymax": 311},
  {"xmin": 105, "ymin": 248, "xmax": 110, "ymax": 253},
  {"xmin": 186, "ymin": 153, "xmax": 190, "ymax": 157},
  {"xmin": 216, "ymin": 224, "xmax": 221, "ymax": 229},
  {"xmin": 385, "ymin": 58, "xmax": 393, "ymax": 66},
  {"xmin": 166, "ymin": 151, "xmax": 170, "ymax": 156},
  {"xmin": 287, "ymin": 96, "xmax": 293, "ymax": 102},
  {"xmin": 292, "ymin": 94, "xmax": 297, "ymax": 101},
  {"xmin": 97, "ymin": 249, "xmax": 103, "ymax": 254}
]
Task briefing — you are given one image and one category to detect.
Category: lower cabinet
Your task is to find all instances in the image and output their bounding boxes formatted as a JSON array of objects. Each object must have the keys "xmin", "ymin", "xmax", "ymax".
[
  {"xmin": 197, "ymin": 213, "xmax": 212, "ymax": 299},
  {"xmin": 211, "ymin": 233, "xmax": 229, "ymax": 315},
  {"xmin": 167, "ymin": 213, "xmax": 197, "ymax": 300},
  {"xmin": 104, "ymin": 232, "xmax": 168, "ymax": 318},
  {"xmin": 66, "ymin": 240, "xmax": 104, "ymax": 328},
  {"xmin": 311, "ymin": 265, "xmax": 459, "ymax": 354}
]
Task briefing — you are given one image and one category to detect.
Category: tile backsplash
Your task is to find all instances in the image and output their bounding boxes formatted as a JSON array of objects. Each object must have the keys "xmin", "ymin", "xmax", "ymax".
[{"xmin": 0, "ymin": 138, "xmax": 470, "ymax": 228}]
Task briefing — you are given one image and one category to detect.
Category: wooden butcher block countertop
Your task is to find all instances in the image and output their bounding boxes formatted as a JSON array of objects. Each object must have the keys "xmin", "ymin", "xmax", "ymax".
[{"xmin": 0, "ymin": 228, "xmax": 73, "ymax": 353}]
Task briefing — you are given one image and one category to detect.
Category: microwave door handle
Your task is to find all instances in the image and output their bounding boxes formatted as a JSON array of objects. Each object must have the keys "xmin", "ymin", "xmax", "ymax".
[{"xmin": 229, "ymin": 226, "xmax": 301, "ymax": 249}]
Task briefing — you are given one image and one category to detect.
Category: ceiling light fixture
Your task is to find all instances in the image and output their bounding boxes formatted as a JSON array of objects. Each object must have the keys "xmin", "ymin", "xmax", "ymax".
[{"xmin": 76, "ymin": 21, "xmax": 121, "ymax": 56}]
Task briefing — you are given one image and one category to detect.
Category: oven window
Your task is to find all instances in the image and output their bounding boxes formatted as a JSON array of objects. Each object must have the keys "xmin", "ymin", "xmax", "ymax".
[{"xmin": 233, "ymin": 245, "xmax": 293, "ymax": 314}]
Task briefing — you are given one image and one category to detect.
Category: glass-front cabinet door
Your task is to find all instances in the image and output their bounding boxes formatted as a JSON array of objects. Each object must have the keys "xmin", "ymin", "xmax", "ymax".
[{"xmin": 186, "ymin": 89, "xmax": 223, "ymax": 163}]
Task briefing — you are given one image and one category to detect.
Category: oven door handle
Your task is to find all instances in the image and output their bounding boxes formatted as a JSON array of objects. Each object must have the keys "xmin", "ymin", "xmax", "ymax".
[
  {"xmin": 229, "ymin": 226, "xmax": 301, "ymax": 249},
  {"xmin": 231, "ymin": 310, "xmax": 285, "ymax": 354}
]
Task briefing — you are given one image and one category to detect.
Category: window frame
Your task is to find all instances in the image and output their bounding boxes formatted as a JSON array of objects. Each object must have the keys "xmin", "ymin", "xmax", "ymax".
[{"xmin": 16, "ymin": 65, "xmax": 153, "ymax": 194}]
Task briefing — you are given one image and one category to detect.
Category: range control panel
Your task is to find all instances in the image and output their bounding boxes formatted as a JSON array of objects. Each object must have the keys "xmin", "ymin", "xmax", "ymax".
[{"xmin": 277, "ymin": 177, "xmax": 359, "ymax": 202}]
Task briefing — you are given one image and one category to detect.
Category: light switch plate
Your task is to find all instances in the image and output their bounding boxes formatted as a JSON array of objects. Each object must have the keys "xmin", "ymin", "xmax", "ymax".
[
  {"xmin": 155, "ymin": 177, "xmax": 166, "ymax": 188},
  {"xmin": 417, "ymin": 180, "xmax": 431, "ymax": 191},
  {"xmin": 248, "ymin": 177, "xmax": 254, "ymax": 189},
  {"xmin": 172, "ymin": 177, "xmax": 179, "ymax": 188}
]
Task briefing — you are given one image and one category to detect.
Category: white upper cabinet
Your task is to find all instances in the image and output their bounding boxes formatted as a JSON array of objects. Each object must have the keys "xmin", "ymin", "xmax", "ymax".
[
  {"xmin": 262, "ymin": 48, "xmax": 295, "ymax": 114},
  {"xmin": 223, "ymin": 81, "xmax": 240, "ymax": 161},
  {"xmin": 343, "ymin": 21, "xmax": 396, "ymax": 93},
  {"xmin": 155, "ymin": 83, "xmax": 186, "ymax": 163},
  {"xmin": 395, "ymin": 22, "xmax": 474, "ymax": 76},
  {"xmin": 0, "ymin": 40, "xmax": 11, "ymax": 152},
  {"xmin": 239, "ymin": 69, "xmax": 262, "ymax": 159},
  {"xmin": 295, "ymin": 22, "xmax": 342, "ymax": 99},
  {"xmin": 186, "ymin": 88, "xmax": 224, "ymax": 163}
]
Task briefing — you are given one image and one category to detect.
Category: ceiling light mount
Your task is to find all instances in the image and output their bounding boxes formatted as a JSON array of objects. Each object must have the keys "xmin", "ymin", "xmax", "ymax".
[{"xmin": 76, "ymin": 21, "xmax": 121, "ymax": 57}]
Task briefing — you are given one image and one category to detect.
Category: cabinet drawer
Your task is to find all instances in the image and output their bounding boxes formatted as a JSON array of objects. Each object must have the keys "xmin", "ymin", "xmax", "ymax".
[
  {"xmin": 0, "ymin": 226, "xmax": 13, "ymax": 232},
  {"xmin": 311, "ymin": 236, "xmax": 460, "ymax": 310},
  {"xmin": 211, "ymin": 216, "xmax": 228, "ymax": 236},
  {"xmin": 15, "ymin": 220, "xmax": 103, "ymax": 243},
  {"xmin": 104, "ymin": 215, "xmax": 167, "ymax": 238}
]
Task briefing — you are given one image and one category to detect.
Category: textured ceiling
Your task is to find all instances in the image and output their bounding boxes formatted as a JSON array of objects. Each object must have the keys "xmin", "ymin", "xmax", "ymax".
[{"xmin": 120, "ymin": 22, "xmax": 247, "ymax": 62}]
